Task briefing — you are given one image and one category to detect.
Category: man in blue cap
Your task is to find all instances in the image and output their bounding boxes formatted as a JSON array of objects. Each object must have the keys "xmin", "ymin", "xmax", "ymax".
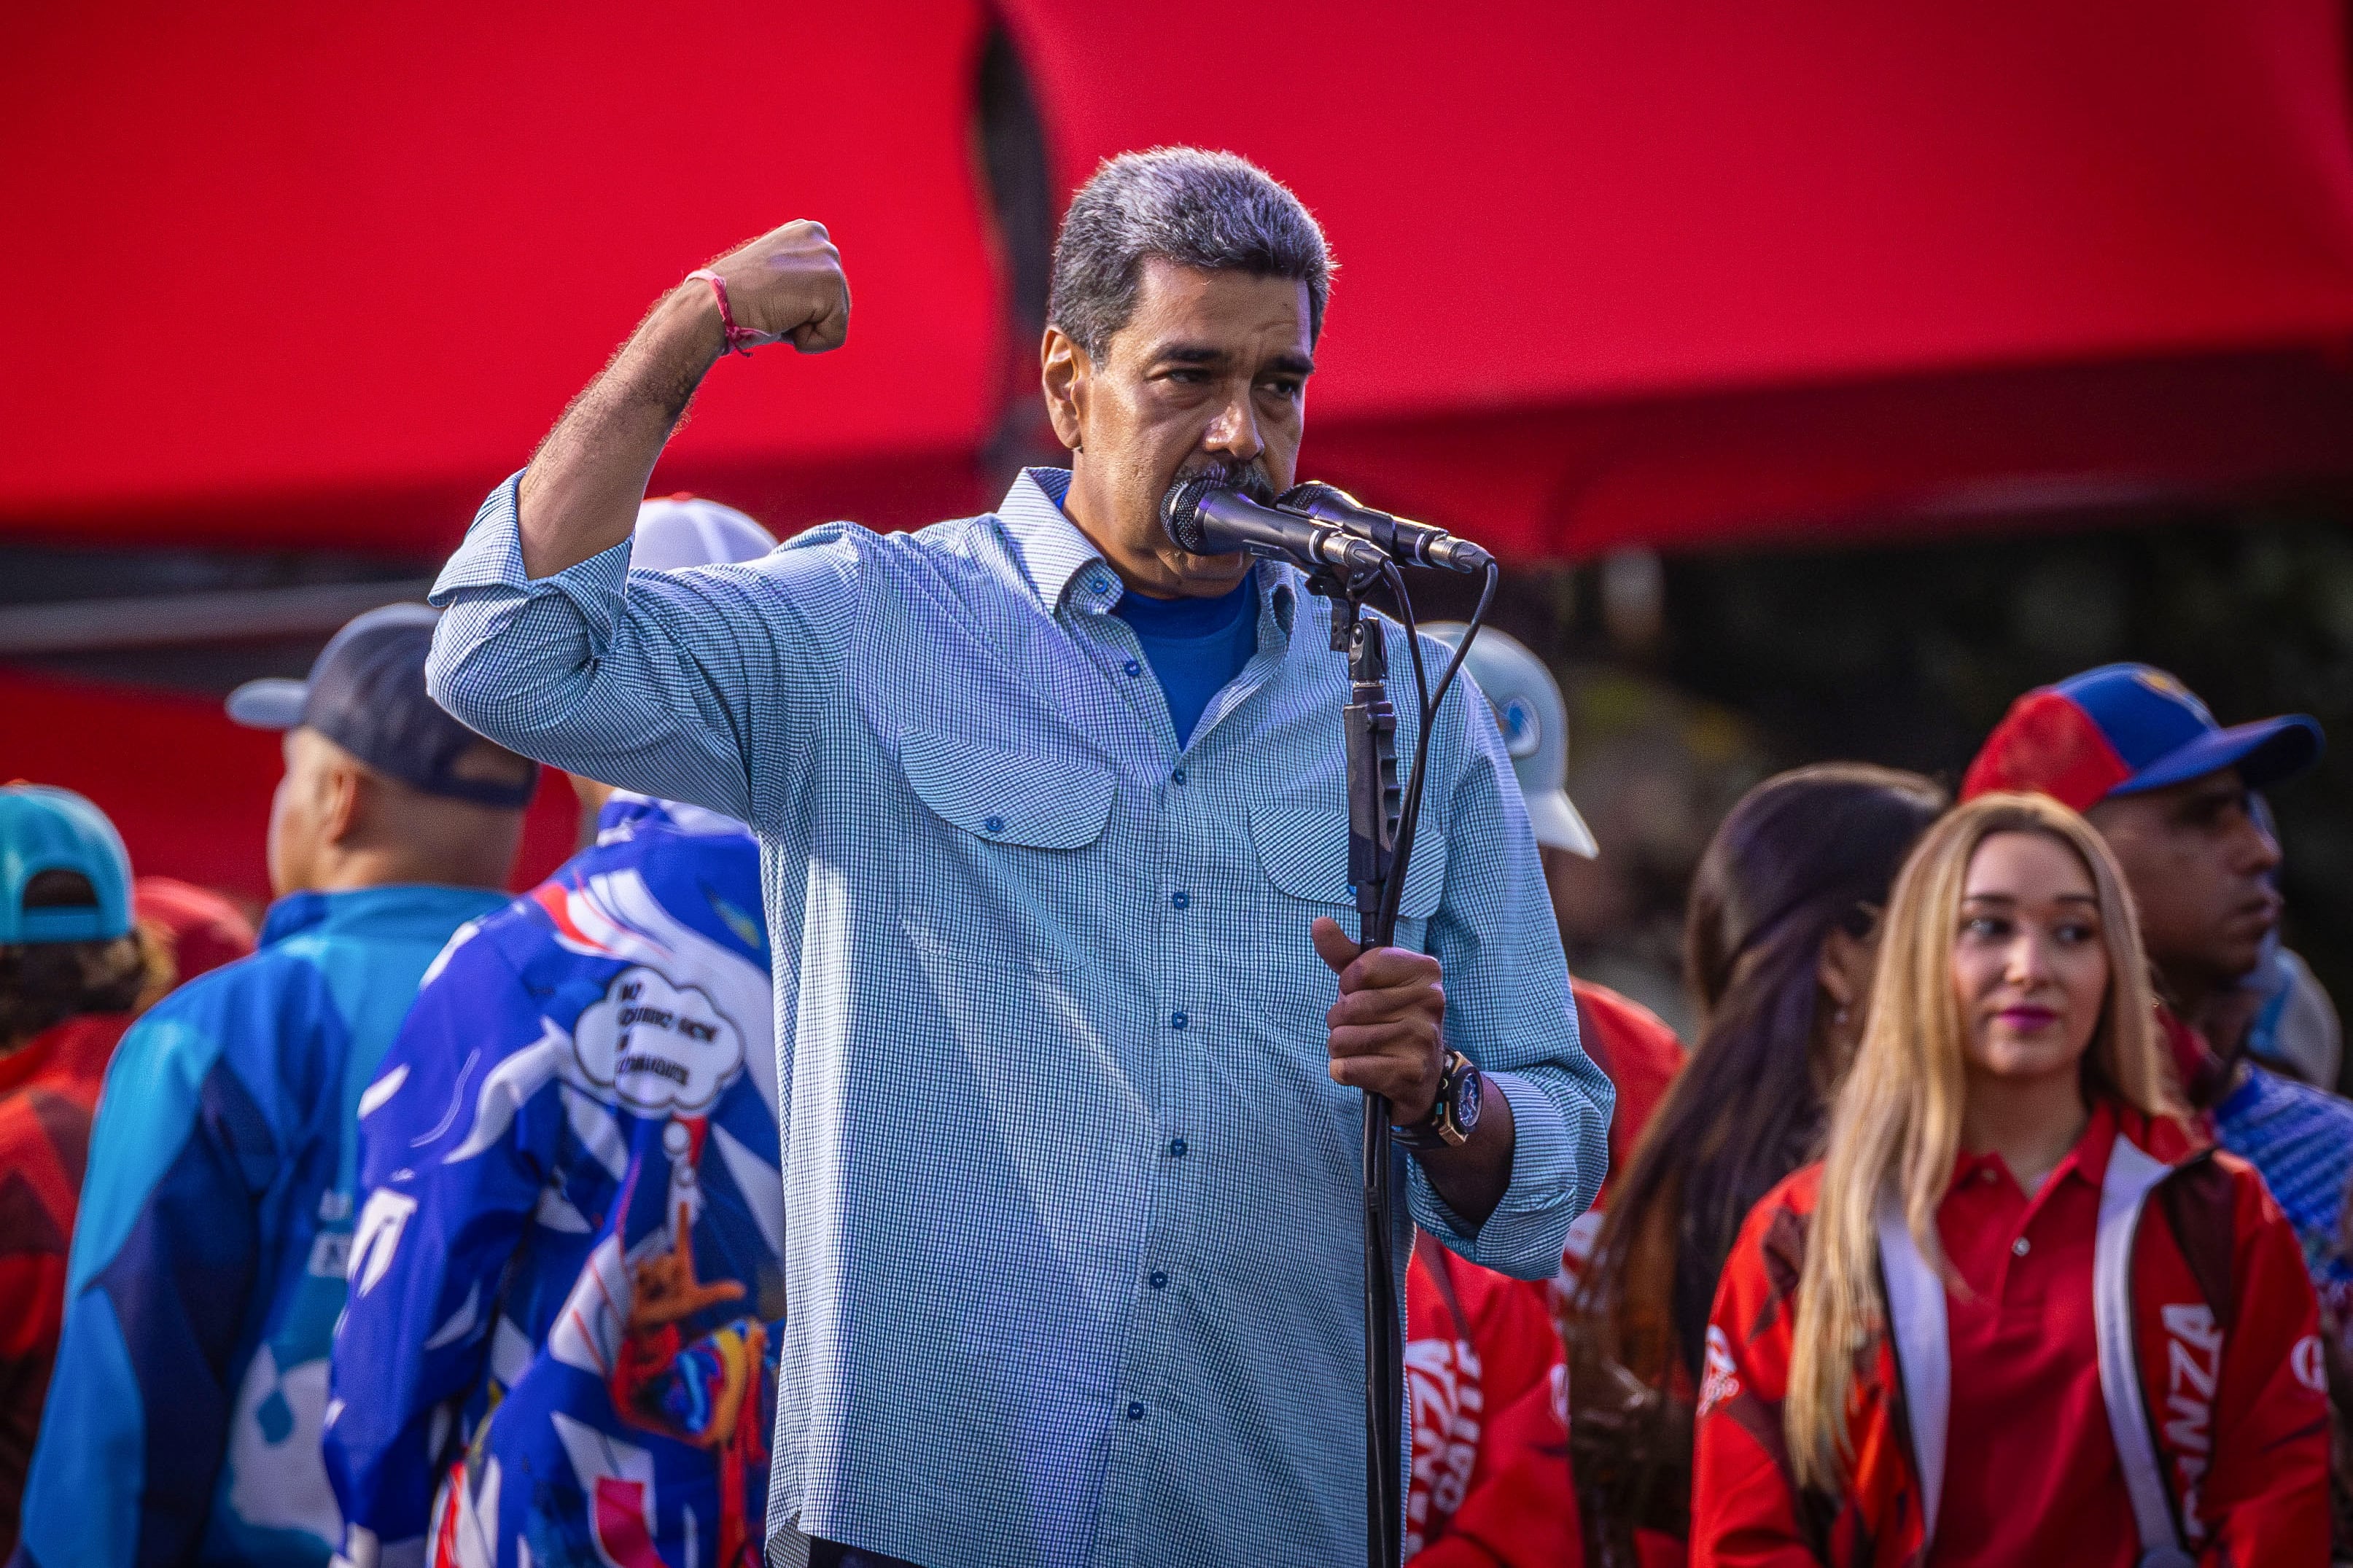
[
  {"xmin": 1964, "ymin": 662, "xmax": 2328, "ymax": 1091},
  {"xmin": 1966, "ymin": 662, "xmax": 2353, "ymax": 1542},
  {"xmin": 0, "ymin": 786, "xmax": 151, "ymax": 1561},
  {"xmin": 14, "ymin": 606, "xmax": 537, "ymax": 1568}
]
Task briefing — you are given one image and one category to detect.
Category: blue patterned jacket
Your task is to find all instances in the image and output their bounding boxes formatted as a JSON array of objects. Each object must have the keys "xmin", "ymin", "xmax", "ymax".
[{"xmin": 323, "ymin": 796, "xmax": 775, "ymax": 1568}]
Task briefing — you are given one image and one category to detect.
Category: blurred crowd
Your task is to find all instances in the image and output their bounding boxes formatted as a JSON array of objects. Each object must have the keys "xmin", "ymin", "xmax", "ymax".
[{"xmin": 2, "ymin": 494, "xmax": 2349, "ymax": 1566}]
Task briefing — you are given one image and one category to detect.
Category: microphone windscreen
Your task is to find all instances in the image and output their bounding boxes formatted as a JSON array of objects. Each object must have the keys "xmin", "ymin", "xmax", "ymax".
[
  {"xmin": 1160, "ymin": 475, "xmax": 1222, "ymax": 554},
  {"xmin": 1276, "ymin": 480, "xmax": 1350, "ymax": 514}
]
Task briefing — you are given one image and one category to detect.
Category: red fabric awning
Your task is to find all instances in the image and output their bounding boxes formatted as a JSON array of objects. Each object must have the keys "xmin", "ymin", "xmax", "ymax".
[
  {"xmin": 1003, "ymin": 0, "xmax": 2353, "ymax": 552},
  {"xmin": 9, "ymin": 1, "xmax": 2353, "ymax": 556},
  {"xmin": 0, "ymin": 0, "xmax": 1003, "ymax": 553}
]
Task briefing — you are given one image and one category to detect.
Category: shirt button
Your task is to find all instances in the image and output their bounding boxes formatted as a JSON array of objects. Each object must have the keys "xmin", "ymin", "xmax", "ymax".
[
  {"xmin": 1167, "ymin": 1136, "xmax": 1188, "ymax": 1158},
  {"xmin": 2012, "ymin": 1236, "xmax": 2031, "ymax": 1257},
  {"xmin": 1171, "ymin": 892, "xmax": 1191, "ymax": 910},
  {"xmin": 1149, "ymin": 1270, "xmax": 1170, "ymax": 1290},
  {"xmin": 1126, "ymin": 1401, "xmax": 1146, "ymax": 1421},
  {"xmin": 1170, "ymin": 1010, "xmax": 1189, "ymax": 1030},
  {"xmin": 1171, "ymin": 767, "xmax": 1188, "ymax": 785},
  {"xmin": 983, "ymin": 815, "xmax": 1006, "ymax": 835},
  {"xmin": 1124, "ymin": 659, "xmax": 1143, "ymax": 677}
]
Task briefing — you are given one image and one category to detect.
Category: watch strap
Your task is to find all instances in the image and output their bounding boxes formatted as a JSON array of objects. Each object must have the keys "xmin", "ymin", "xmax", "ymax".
[{"xmin": 1394, "ymin": 1050, "xmax": 1474, "ymax": 1150}]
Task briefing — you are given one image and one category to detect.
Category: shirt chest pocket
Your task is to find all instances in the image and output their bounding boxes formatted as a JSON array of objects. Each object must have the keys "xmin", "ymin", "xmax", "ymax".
[
  {"xmin": 1246, "ymin": 799, "xmax": 1447, "ymax": 953},
  {"xmin": 895, "ymin": 727, "xmax": 1118, "ymax": 970}
]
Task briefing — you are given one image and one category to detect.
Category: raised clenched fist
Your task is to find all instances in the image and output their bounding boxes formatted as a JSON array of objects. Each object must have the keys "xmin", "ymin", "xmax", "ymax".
[{"xmin": 693, "ymin": 219, "xmax": 851, "ymax": 355}]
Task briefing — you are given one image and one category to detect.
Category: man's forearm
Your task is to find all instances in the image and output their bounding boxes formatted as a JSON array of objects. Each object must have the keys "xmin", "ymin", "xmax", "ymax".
[
  {"xmin": 1413, "ymin": 1083, "xmax": 1514, "ymax": 1229},
  {"xmin": 516, "ymin": 284, "xmax": 726, "ymax": 579},
  {"xmin": 511, "ymin": 219, "xmax": 852, "ymax": 580}
]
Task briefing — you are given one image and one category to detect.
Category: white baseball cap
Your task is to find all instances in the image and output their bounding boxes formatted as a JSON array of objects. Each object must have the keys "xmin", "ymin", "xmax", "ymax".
[
  {"xmin": 1424, "ymin": 623, "xmax": 1599, "ymax": 858},
  {"xmin": 631, "ymin": 495, "xmax": 777, "ymax": 572}
]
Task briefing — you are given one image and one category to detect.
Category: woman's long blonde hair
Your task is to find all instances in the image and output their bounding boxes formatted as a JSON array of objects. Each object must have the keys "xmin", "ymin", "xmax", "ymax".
[{"xmin": 1783, "ymin": 792, "xmax": 2180, "ymax": 1490}]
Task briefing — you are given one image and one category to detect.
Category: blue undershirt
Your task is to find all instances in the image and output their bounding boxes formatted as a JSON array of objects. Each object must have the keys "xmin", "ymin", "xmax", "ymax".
[{"xmin": 1112, "ymin": 574, "xmax": 1260, "ymax": 748}]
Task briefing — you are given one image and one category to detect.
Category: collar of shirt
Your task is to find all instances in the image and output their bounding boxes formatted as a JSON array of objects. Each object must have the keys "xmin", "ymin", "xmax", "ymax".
[
  {"xmin": 997, "ymin": 466, "xmax": 1297, "ymax": 639},
  {"xmin": 2155, "ymin": 1001, "xmax": 2233, "ymax": 1110},
  {"xmin": 1950, "ymin": 1096, "xmax": 2120, "ymax": 1206},
  {"xmin": 1941, "ymin": 1096, "xmax": 2121, "ymax": 1303},
  {"xmin": 258, "ymin": 883, "xmax": 511, "ymax": 950}
]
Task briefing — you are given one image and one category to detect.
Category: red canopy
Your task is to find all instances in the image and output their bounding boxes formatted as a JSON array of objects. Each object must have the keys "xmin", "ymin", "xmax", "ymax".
[
  {"xmin": 1, "ymin": 0, "xmax": 1001, "ymax": 553},
  {"xmin": 9, "ymin": 1, "xmax": 2353, "ymax": 557},
  {"xmin": 1002, "ymin": 0, "xmax": 2353, "ymax": 553}
]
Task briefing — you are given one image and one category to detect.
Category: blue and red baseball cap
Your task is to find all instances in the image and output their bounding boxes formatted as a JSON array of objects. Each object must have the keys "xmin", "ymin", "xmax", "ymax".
[{"xmin": 1962, "ymin": 663, "xmax": 2322, "ymax": 812}]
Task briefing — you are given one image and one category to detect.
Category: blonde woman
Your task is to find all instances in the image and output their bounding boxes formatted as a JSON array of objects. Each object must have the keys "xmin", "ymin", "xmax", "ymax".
[{"xmin": 1689, "ymin": 792, "xmax": 2329, "ymax": 1566}]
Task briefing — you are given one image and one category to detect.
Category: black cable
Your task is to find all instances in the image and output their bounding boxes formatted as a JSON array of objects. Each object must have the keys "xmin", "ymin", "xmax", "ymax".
[
  {"xmin": 1380, "ymin": 560, "xmax": 1432, "ymax": 741},
  {"xmin": 1379, "ymin": 560, "xmax": 1501, "ymax": 936},
  {"xmin": 1356, "ymin": 556, "xmax": 1496, "ymax": 1568},
  {"xmin": 1429, "ymin": 561, "xmax": 1498, "ymax": 719}
]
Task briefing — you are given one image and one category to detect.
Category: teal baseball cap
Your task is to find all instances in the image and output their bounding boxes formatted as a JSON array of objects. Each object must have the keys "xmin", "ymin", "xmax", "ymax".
[{"xmin": 0, "ymin": 784, "xmax": 134, "ymax": 944}]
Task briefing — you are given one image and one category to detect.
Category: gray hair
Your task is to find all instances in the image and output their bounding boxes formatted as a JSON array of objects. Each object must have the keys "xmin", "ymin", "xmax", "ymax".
[{"xmin": 1046, "ymin": 147, "xmax": 1334, "ymax": 364}]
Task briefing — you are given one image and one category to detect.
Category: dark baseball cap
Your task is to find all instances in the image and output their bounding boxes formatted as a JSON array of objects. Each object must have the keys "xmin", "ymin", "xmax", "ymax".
[
  {"xmin": 226, "ymin": 604, "xmax": 538, "ymax": 809},
  {"xmin": 1963, "ymin": 663, "xmax": 2321, "ymax": 812}
]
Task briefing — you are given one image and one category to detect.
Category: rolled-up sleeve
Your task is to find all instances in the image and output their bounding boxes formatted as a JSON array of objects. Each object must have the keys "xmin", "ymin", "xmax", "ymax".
[
  {"xmin": 427, "ymin": 473, "xmax": 861, "ymax": 822},
  {"xmin": 1406, "ymin": 684, "xmax": 1614, "ymax": 1279}
]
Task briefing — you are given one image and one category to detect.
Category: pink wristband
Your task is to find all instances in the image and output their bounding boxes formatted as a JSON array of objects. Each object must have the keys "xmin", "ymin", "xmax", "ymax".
[{"xmin": 687, "ymin": 268, "xmax": 761, "ymax": 357}]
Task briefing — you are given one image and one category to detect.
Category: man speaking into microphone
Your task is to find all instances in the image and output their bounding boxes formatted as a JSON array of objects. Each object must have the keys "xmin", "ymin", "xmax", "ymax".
[{"xmin": 423, "ymin": 148, "xmax": 1610, "ymax": 1568}]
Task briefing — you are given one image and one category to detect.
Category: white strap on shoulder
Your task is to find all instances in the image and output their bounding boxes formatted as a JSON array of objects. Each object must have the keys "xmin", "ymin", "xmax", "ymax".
[
  {"xmin": 2094, "ymin": 1134, "xmax": 2195, "ymax": 1568},
  {"xmin": 1882, "ymin": 1140, "xmax": 2191, "ymax": 1568},
  {"xmin": 1875, "ymin": 1194, "xmax": 1950, "ymax": 1549}
]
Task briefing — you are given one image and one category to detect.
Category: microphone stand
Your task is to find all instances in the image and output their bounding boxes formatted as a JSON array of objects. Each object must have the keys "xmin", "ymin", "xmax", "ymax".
[
  {"xmin": 1171, "ymin": 475, "xmax": 1493, "ymax": 1568},
  {"xmin": 1307, "ymin": 562, "xmax": 1407, "ymax": 1568}
]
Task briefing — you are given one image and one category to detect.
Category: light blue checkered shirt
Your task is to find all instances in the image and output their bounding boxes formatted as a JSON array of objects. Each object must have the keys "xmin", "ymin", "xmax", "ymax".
[{"xmin": 426, "ymin": 467, "xmax": 1611, "ymax": 1568}]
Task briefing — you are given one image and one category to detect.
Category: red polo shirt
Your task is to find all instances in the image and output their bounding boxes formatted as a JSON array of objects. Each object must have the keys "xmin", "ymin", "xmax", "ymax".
[
  {"xmin": 1933, "ymin": 1100, "xmax": 2181, "ymax": 1567},
  {"xmin": 1571, "ymin": 979, "xmax": 1685, "ymax": 1204}
]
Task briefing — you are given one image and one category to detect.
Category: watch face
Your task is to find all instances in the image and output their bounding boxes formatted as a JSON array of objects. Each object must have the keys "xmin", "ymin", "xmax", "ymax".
[{"xmin": 1455, "ymin": 1064, "xmax": 1482, "ymax": 1132}]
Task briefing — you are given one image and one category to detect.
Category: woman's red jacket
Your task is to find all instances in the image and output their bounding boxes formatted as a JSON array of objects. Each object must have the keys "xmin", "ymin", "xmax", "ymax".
[{"xmin": 1692, "ymin": 1112, "xmax": 2330, "ymax": 1567}]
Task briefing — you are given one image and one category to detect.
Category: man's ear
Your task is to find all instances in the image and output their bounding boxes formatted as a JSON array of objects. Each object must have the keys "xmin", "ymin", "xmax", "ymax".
[
  {"xmin": 1041, "ymin": 327, "xmax": 1090, "ymax": 453},
  {"xmin": 319, "ymin": 758, "xmax": 368, "ymax": 849}
]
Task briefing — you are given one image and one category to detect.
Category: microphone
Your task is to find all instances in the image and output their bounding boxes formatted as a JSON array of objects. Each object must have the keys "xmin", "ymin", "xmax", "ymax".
[
  {"xmin": 1162, "ymin": 477, "xmax": 1388, "ymax": 574},
  {"xmin": 1276, "ymin": 483, "xmax": 1493, "ymax": 574}
]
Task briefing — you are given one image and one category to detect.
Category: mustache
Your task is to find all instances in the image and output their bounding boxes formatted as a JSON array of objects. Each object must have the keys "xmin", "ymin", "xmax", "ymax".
[{"xmin": 1174, "ymin": 459, "xmax": 1278, "ymax": 506}]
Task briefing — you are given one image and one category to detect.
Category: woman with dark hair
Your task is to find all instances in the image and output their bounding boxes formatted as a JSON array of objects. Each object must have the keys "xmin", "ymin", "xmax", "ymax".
[{"xmin": 1558, "ymin": 763, "xmax": 1945, "ymax": 1565}]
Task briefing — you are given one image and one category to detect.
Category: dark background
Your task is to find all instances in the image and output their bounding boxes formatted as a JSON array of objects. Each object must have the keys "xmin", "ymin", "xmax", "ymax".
[{"xmin": 1407, "ymin": 505, "xmax": 2353, "ymax": 1082}]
